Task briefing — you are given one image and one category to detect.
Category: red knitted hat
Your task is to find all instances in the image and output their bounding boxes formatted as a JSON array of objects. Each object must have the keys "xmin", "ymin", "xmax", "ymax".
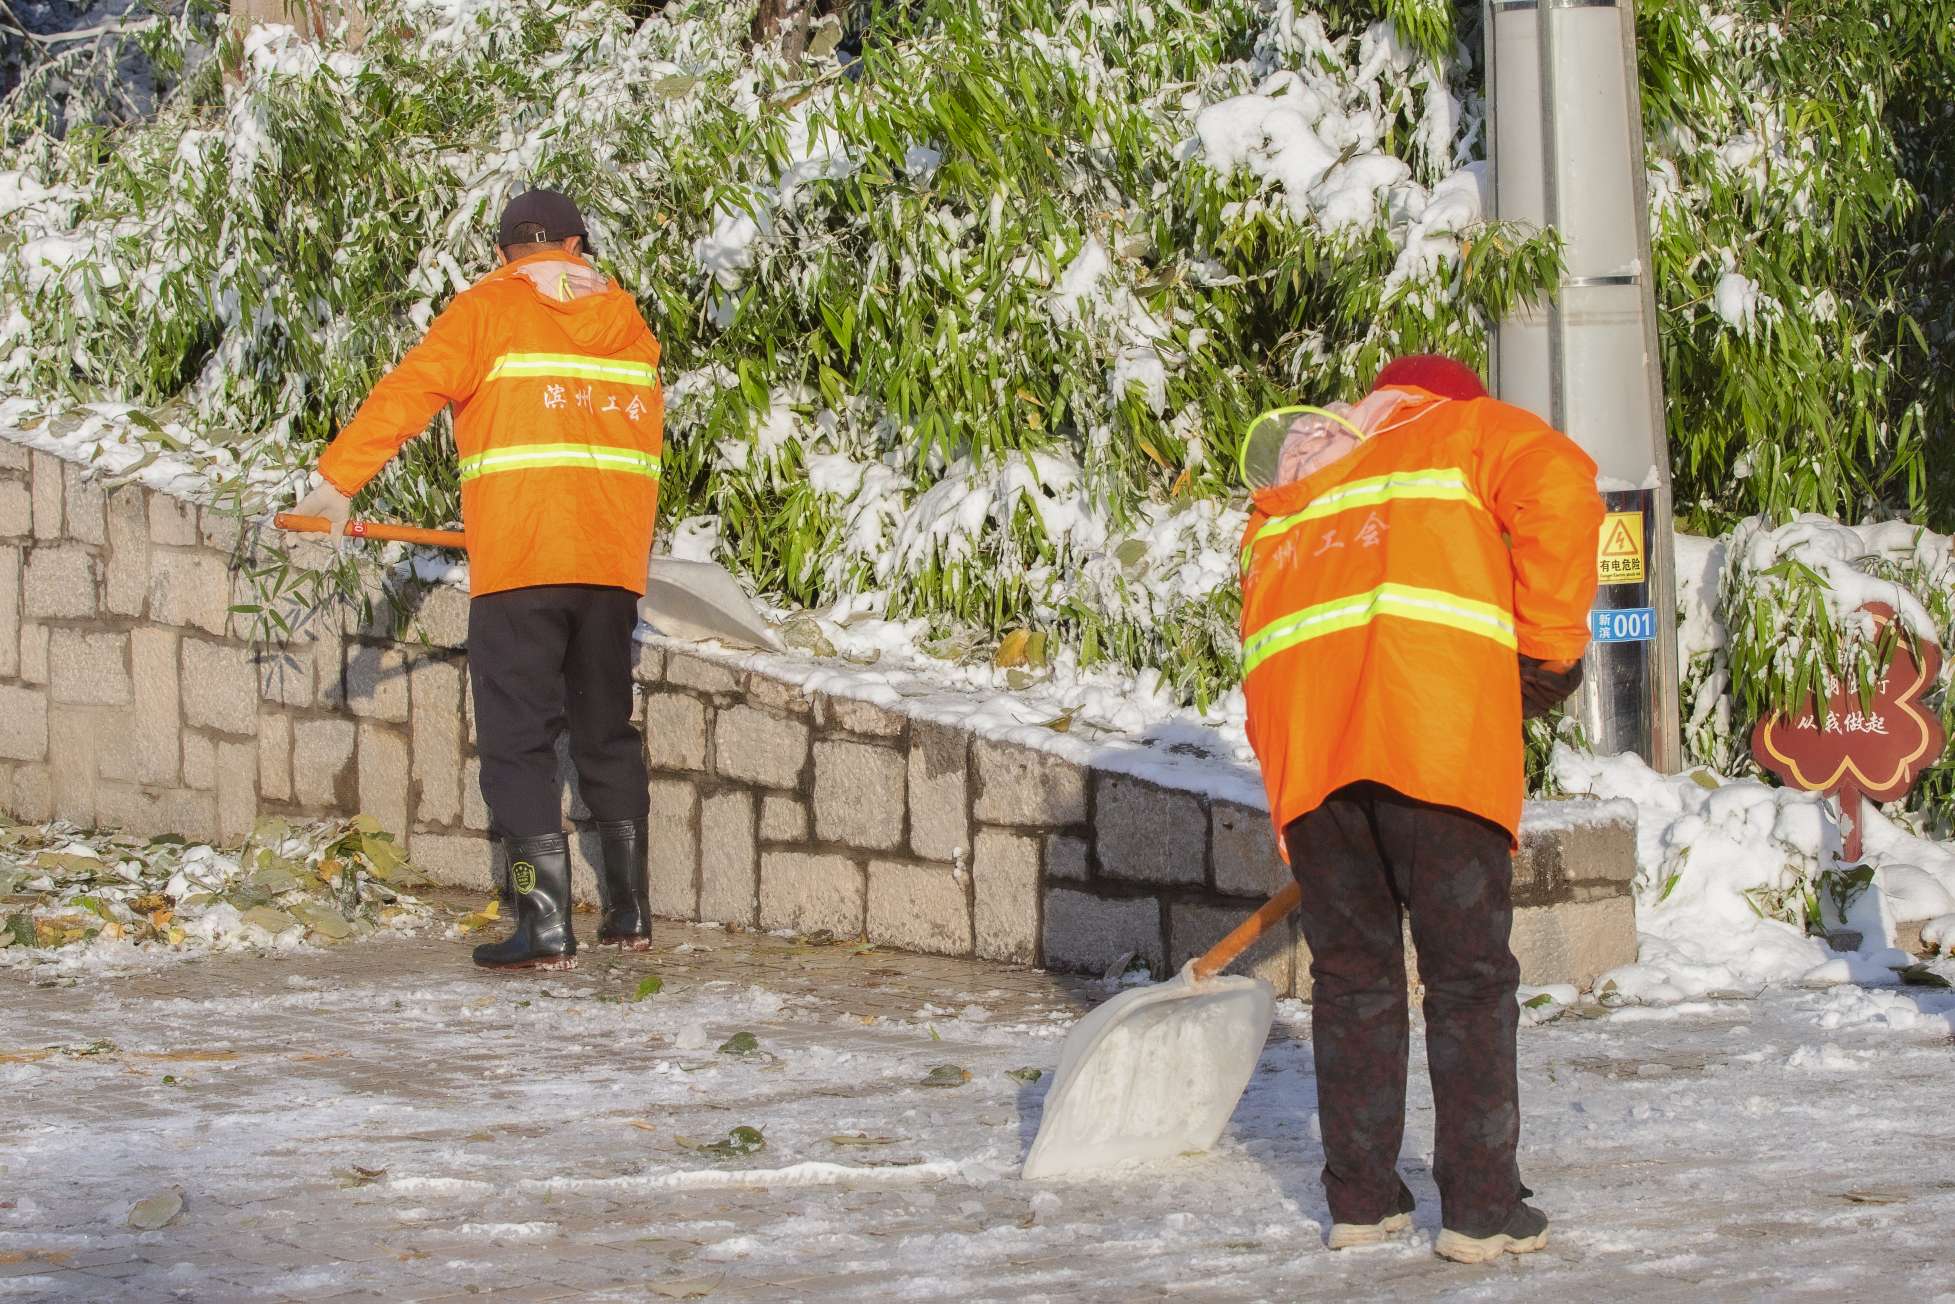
[{"xmin": 1371, "ymin": 354, "xmax": 1487, "ymax": 400}]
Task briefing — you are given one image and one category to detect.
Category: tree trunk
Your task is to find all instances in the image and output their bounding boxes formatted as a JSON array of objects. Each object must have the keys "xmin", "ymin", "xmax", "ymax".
[
  {"xmin": 781, "ymin": 0, "xmax": 814, "ymax": 69},
  {"xmin": 754, "ymin": 0, "xmax": 840, "ymax": 55},
  {"xmin": 749, "ymin": 0, "xmax": 788, "ymax": 44},
  {"xmin": 227, "ymin": 0, "xmax": 367, "ymax": 51}
]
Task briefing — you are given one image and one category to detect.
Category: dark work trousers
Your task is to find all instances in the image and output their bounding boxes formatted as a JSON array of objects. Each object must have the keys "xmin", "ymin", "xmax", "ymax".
[
  {"xmin": 467, "ymin": 584, "xmax": 649, "ymax": 838},
  {"xmin": 1283, "ymin": 782, "xmax": 1524, "ymax": 1238}
]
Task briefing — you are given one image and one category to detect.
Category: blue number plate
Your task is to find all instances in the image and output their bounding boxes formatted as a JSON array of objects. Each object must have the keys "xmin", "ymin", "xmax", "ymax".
[{"xmin": 1591, "ymin": 608, "xmax": 1656, "ymax": 643}]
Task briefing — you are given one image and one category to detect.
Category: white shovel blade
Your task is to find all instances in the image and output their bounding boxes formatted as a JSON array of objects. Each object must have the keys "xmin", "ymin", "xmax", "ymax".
[
  {"xmin": 640, "ymin": 558, "xmax": 784, "ymax": 652},
  {"xmin": 1021, "ymin": 969, "xmax": 1276, "ymax": 1180}
]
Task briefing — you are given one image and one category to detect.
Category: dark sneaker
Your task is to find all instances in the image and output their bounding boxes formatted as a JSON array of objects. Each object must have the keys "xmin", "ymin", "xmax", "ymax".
[
  {"xmin": 1434, "ymin": 1203, "xmax": 1549, "ymax": 1264},
  {"xmin": 1327, "ymin": 1183, "xmax": 1417, "ymax": 1250}
]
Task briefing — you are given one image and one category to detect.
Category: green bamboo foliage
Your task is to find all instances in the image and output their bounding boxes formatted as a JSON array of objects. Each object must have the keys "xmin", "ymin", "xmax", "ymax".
[
  {"xmin": 1644, "ymin": 1, "xmax": 1955, "ymax": 824},
  {"xmin": 0, "ymin": 0, "xmax": 1558, "ymax": 708},
  {"xmin": 1639, "ymin": 0, "xmax": 1949, "ymax": 531},
  {"xmin": 1, "ymin": 0, "xmax": 1951, "ymax": 740}
]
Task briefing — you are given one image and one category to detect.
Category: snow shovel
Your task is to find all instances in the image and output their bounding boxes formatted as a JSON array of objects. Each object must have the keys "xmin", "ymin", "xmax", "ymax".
[
  {"xmin": 1021, "ymin": 879, "xmax": 1302, "ymax": 1180},
  {"xmin": 274, "ymin": 514, "xmax": 785, "ymax": 652}
]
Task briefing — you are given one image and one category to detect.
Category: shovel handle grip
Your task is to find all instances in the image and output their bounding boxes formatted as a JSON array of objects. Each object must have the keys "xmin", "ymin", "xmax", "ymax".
[
  {"xmin": 1192, "ymin": 880, "xmax": 1302, "ymax": 981},
  {"xmin": 275, "ymin": 513, "xmax": 467, "ymax": 550}
]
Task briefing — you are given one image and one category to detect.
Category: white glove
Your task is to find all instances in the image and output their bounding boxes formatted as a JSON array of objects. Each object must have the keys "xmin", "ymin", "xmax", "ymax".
[{"xmin": 291, "ymin": 480, "xmax": 354, "ymax": 542}]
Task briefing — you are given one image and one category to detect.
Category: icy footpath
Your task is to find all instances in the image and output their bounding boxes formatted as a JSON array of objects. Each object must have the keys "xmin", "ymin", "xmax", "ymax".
[{"xmin": 6, "ymin": 917, "xmax": 1955, "ymax": 1300}]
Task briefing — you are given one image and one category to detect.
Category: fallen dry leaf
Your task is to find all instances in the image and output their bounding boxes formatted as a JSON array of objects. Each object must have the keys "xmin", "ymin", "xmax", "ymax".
[
  {"xmin": 458, "ymin": 899, "xmax": 501, "ymax": 933},
  {"xmin": 127, "ymin": 1186, "xmax": 185, "ymax": 1231},
  {"xmin": 239, "ymin": 905, "xmax": 297, "ymax": 935},
  {"xmin": 646, "ymin": 1273, "xmax": 725, "ymax": 1299},
  {"xmin": 135, "ymin": 1050, "xmax": 239, "ymax": 1064},
  {"xmin": 919, "ymin": 1064, "xmax": 972, "ymax": 1088},
  {"xmin": 1840, "ymin": 1188, "xmax": 1910, "ymax": 1205}
]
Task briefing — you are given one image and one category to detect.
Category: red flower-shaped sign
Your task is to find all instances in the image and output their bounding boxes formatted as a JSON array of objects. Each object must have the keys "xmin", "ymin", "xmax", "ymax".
[{"xmin": 1750, "ymin": 603, "xmax": 1945, "ymax": 861}]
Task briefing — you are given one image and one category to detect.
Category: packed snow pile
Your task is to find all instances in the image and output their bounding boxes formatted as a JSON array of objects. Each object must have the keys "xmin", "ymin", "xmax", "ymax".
[
  {"xmin": 0, "ymin": 815, "xmax": 440, "ymax": 974},
  {"xmin": 1551, "ymin": 748, "xmax": 1955, "ymax": 1006}
]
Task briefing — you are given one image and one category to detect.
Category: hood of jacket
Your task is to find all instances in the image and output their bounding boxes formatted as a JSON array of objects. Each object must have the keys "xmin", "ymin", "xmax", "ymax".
[
  {"xmin": 1250, "ymin": 387, "xmax": 1451, "ymax": 515},
  {"xmin": 484, "ymin": 250, "xmax": 652, "ymax": 358}
]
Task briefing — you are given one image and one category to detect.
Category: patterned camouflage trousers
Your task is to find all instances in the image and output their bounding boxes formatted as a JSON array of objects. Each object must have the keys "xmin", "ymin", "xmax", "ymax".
[{"xmin": 1284, "ymin": 782, "xmax": 1525, "ymax": 1238}]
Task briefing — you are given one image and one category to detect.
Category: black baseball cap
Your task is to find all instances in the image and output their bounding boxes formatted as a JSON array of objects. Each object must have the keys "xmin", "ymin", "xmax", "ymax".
[{"xmin": 498, "ymin": 189, "xmax": 588, "ymax": 248}]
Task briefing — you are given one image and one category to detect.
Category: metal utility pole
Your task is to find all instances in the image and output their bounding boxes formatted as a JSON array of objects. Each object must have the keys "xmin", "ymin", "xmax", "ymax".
[{"xmin": 1483, "ymin": 0, "xmax": 1682, "ymax": 772}]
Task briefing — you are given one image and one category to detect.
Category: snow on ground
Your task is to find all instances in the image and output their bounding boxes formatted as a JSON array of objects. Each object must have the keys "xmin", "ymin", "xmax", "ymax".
[
  {"xmin": 5, "ymin": 920, "xmax": 1955, "ymax": 1300},
  {"xmin": 1553, "ymin": 749, "xmax": 1955, "ymax": 1008}
]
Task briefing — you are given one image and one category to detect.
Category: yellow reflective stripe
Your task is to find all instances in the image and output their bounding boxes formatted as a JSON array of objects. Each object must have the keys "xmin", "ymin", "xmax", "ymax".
[
  {"xmin": 484, "ymin": 353, "xmax": 659, "ymax": 386},
  {"xmin": 459, "ymin": 443, "xmax": 662, "ymax": 483},
  {"xmin": 1240, "ymin": 582, "xmax": 1515, "ymax": 674},
  {"xmin": 1239, "ymin": 469, "xmax": 1486, "ymax": 570}
]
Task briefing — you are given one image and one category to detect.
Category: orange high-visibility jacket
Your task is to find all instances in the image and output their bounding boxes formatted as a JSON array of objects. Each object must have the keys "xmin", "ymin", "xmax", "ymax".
[
  {"xmin": 1238, "ymin": 387, "xmax": 1604, "ymax": 848},
  {"xmin": 317, "ymin": 251, "xmax": 664, "ymax": 596}
]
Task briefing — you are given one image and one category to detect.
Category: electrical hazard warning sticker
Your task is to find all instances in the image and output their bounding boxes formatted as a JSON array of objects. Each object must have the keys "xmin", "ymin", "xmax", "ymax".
[{"xmin": 1597, "ymin": 511, "xmax": 1645, "ymax": 585}]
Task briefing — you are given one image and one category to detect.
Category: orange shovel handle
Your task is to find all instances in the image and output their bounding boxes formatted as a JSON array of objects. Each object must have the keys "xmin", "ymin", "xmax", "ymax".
[
  {"xmin": 275, "ymin": 513, "xmax": 467, "ymax": 550},
  {"xmin": 1191, "ymin": 879, "xmax": 1302, "ymax": 980}
]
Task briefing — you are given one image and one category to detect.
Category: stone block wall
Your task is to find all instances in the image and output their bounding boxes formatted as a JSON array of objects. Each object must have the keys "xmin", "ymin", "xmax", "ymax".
[{"xmin": 0, "ymin": 441, "xmax": 1641, "ymax": 993}]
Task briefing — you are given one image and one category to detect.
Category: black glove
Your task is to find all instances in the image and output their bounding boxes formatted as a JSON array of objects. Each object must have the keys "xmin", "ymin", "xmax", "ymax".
[{"xmin": 1519, "ymin": 655, "xmax": 1583, "ymax": 720}]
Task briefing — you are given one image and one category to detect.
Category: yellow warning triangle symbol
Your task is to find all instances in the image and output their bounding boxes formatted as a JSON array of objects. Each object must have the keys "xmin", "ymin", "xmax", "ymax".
[{"xmin": 1601, "ymin": 519, "xmax": 1639, "ymax": 557}]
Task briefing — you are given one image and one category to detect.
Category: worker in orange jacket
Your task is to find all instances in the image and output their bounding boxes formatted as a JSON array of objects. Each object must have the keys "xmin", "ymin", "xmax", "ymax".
[
  {"xmin": 1237, "ymin": 355, "xmax": 1603, "ymax": 1263},
  {"xmin": 290, "ymin": 190, "xmax": 664, "ymax": 971}
]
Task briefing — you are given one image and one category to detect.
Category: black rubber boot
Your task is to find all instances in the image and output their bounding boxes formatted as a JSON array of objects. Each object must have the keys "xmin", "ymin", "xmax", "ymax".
[
  {"xmin": 594, "ymin": 818, "xmax": 652, "ymax": 950},
  {"xmin": 472, "ymin": 832, "xmax": 577, "ymax": 971}
]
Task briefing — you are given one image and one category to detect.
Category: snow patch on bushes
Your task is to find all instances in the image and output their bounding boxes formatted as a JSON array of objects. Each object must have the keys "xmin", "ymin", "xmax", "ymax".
[{"xmin": 1553, "ymin": 748, "xmax": 1955, "ymax": 1006}]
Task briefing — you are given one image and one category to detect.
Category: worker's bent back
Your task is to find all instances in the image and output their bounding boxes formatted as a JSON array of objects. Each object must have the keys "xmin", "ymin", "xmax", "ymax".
[
  {"xmin": 319, "ymin": 250, "xmax": 664, "ymax": 596},
  {"xmin": 1237, "ymin": 387, "xmax": 1603, "ymax": 846}
]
